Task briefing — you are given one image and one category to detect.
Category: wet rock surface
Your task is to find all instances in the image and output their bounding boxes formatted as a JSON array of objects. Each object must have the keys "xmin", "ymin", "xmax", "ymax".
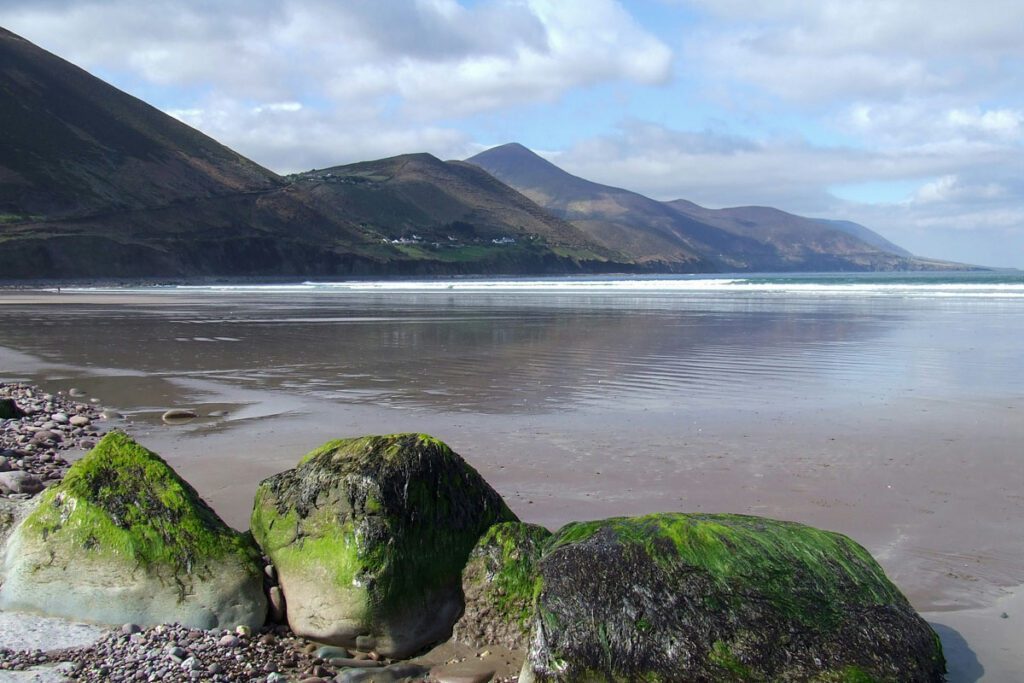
[
  {"xmin": 453, "ymin": 523, "xmax": 551, "ymax": 652},
  {"xmin": 521, "ymin": 513, "xmax": 946, "ymax": 682},
  {"xmin": 250, "ymin": 434, "xmax": 518, "ymax": 659}
]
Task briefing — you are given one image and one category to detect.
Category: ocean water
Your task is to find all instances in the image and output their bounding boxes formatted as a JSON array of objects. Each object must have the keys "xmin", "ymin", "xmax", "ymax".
[{"xmin": 38, "ymin": 271, "xmax": 1022, "ymax": 415}]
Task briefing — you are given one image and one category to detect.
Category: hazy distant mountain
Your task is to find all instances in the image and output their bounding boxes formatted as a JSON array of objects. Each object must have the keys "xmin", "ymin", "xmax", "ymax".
[
  {"xmin": 468, "ymin": 143, "xmax": 933, "ymax": 272},
  {"xmin": 0, "ymin": 29, "xmax": 627, "ymax": 279}
]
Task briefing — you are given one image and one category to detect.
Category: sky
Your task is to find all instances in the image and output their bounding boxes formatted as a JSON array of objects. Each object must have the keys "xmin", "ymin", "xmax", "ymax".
[{"xmin": 1, "ymin": 0, "xmax": 1022, "ymax": 267}]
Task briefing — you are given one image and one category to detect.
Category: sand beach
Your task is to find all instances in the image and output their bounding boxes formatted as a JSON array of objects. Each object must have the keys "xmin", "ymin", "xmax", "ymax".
[{"xmin": 0, "ymin": 276, "xmax": 1021, "ymax": 680}]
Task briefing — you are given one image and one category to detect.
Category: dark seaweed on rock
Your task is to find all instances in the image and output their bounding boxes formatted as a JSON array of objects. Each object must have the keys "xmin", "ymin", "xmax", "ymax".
[{"xmin": 521, "ymin": 513, "xmax": 945, "ymax": 683}]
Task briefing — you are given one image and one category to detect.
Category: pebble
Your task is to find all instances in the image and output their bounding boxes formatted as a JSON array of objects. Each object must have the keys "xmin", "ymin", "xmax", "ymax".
[
  {"xmin": 162, "ymin": 409, "xmax": 198, "ymax": 423},
  {"xmin": 0, "ymin": 622, "xmax": 331, "ymax": 680},
  {"xmin": 269, "ymin": 586, "xmax": 287, "ymax": 623}
]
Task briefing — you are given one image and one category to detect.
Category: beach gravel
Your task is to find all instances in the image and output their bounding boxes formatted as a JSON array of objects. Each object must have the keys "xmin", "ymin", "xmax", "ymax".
[{"xmin": 0, "ymin": 383, "xmax": 106, "ymax": 493}]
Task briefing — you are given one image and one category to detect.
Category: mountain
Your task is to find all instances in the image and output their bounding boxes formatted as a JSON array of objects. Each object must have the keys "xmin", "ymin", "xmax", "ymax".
[
  {"xmin": 0, "ymin": 29, "xmax": 627, "ymax": 279},
  {"xmin": 0, "ymin": 27, "xmax": 280, "ymax": 221},
  {"xmin": 291, "ymin": 153, "xmax": 612, "ymax": 263},
  {"xmin": 468, "ymin": 143, "xmax": 931, "ymax": 272}
]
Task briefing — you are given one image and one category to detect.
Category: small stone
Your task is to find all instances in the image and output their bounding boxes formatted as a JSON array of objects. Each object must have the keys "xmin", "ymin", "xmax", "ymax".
[
  {"xmin": 269, "ymin": 586, "xmax": 287, "ymax": 623},
  {"xmin": 101, "ymin": 410, "xmax": 124, "ymax": 420},
  {"xmin": 69, "ymin": 415, "xmax": 91, "ymax": 427},
  {"xmin": 1001, "ymin": 612, "xmax": 1009, "ymax": 619},
  {"xmin": 68, "ymin": 388, "xmax": 86, "ymax": 397},
  {"xmin": 264, "ymin": 564, "xmax": 277, "ymax": 582},
  {"xmin": 162, "ymin": 408, "xmax": 198, "ymax": 423},
  {"xmin": 314, "ymin": 645, "xmax": 350, "ymax": 660},
  {"xmin": 0, "ymin": 471, "xmax": 44, "ymax": 494},
  {"xmin": 122, "ymin": 623, "xmax": 142, "ymax": 635},
  {"xmin": 207, "ymin": 663, "xmax": 224, "ymax": 674},
  {"xmin": 166, "ymin": 646, "xmax": 187, "ymax": 662},
  {"xmin": 235, "ymin": 624, "xmax": 251, "ymax": 637},
  {"xmin": 267, "ymin": 673, "xmax": 286, "ymax": 683},
  {"xmin": 329, "ymin": 657, "xmax": 383, "ymax": 669},
  {"xmin": 218, "ymin": 634, "xmax": 240, "ymax": 648},
  {"xmin": 430, "ymin": 663, "xmax": 496, "ymax": 683},
  {"xmin": 50, "ymin": 412, "xmax": 70, "ymax": 424}
]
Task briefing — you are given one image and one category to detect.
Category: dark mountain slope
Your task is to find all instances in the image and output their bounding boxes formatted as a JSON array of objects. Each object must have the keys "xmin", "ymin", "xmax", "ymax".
[
  {"xmin": 0, "ymin": 27, "xmax": 279, "ymax": 221},
  {"xmin": 293, "ymin": 153, "xmax": 612, "ymax": 259}
]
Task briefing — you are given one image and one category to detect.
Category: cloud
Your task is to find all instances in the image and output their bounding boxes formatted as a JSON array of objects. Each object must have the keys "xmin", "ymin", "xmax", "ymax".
[
  {"xmin": 681, "ymin": 0, "xmax": 1024, "ymax": 103},
  {"xmin": 544, "ymin": 118, "xmax": 1023, "ymax": 266},
  {"xmin": 0, "ymin": 0, "xmax": 672, "ymax": 170}
]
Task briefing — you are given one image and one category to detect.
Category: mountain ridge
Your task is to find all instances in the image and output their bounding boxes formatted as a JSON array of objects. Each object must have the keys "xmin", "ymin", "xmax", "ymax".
[
  {"xmin": 0, "ymin": 29, "xmax": 631, "ymax": 279},
  {"xmin": 467, "ymin": 143, "xmax": 943, "ymax": 272},
  {"xmin": 0, "ymin": 28, "xmax": 975, "ymax": 279}
]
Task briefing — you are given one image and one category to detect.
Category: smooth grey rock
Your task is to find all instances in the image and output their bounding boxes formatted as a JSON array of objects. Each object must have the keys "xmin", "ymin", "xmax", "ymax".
[
  {"xmin": 0, "ymin": 471, "xmax": 44, "ymax": 495},
  {"xmin": 50, "ymin": 412, "xmax": 69, "ymax": 424},
  {"xmin": 218, "ymin": 634, "xmax": 240, "ymax": 648},
  {"xmin": 69, "ymin": 415, "xmax": 91, "ymax": 427},
  {"xmin": 162, "ymin": 409, "xmax": 198, "ymax": 423},
  {"xmin": 315, "ymin": 645, "xmax": 350, "ymax": 660},
  {"xmin": 0, "ymin": 432, "xmax": 266, "ymax": 630}
]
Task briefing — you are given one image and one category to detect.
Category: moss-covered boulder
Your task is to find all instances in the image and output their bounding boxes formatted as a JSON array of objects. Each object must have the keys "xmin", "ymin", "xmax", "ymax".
[
  {"xmin": 0, "ymin": 431, "xmax": 266, "ymax": 629},
  {"xmin": 250, "ymin": 433, "xmax": 517, "ymax": 658},
  {"xmin": 454, "ymin": 521, "xmax": 551, "ymax": 650},
  {"xmin": 521, "ymin": 513, "xmax": 945, "ymax": 683}
]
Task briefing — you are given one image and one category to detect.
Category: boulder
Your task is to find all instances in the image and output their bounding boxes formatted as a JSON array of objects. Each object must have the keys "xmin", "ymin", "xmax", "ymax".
[
  {"xmin": 454, "ymin": 521, "xmax": 551, "ymax": 650},
  {"xmin": 0, "ymin": 471, "xmax": 44, "ymax": 495},
  {"xmin": 0, "ymin": 431, "xmax": 266, "ymax": 629},
  {"xmin": 250, "ymin": 433, "xmax": 517, "ymax": 658},
  {"xmin": 0, "ymin": 398, "xmax": 22, "ymax": 420},
  {"xmin": 521, "ymin": 513, "xmax": 945, "ymax": 682}
]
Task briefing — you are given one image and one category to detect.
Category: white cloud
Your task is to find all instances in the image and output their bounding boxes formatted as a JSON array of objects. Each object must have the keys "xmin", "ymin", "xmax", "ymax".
[
  {"xmin": 0, "ymin": 0, "xmax": 672, "ymax": 167},
  {"xmin": 682, "ymin": 0, "xmax": 1024, "ymax": 103}
]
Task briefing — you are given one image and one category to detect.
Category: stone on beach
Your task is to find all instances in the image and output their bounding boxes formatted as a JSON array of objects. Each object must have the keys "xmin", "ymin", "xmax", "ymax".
[
  {"xmin": 0, "ymin": 470, "xmax": 44, "ymax": 495},
  {"xmin": 0, "ymin": 398, "xmax": 23, "ymax": 420},
  {"xmin": 519, "ymin": 512, "xmax": 946, "ymax": 682},
  {"xmin": 250, "ymin": 433, "xmax": 518, "ymax": 658},
  {"xmin": 0, "ymin": 431, "xmax": 267, "ymax": 629},
  {"xmin": 454, "ymin": 521, "xmax": 551, "ymax": 651},
  {"xmin": 161, "ymin": 408, "xmax": 198, "ymax": 423}
]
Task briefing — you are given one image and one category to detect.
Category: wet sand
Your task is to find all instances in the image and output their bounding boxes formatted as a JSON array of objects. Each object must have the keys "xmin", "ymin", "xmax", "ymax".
[{"xmin": 1, "ymin": 286, "xmax": 1021, "ymax": 680}]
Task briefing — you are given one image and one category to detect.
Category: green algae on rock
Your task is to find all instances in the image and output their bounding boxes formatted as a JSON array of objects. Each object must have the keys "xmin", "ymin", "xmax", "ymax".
[
  {"xmin": 521, "ymin": 513, "xmax": 945, "ymax": 683},
  {"xmin": 454, "ymin": 521, "xmax": 552, "ymax": 650},
  {"xmin": 250, "ymin": 433, "xmax": 517, "ymax": 658},
  {"xmin": 0, "ymin": 431, "xmax": 266, "ymax": 629}
]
